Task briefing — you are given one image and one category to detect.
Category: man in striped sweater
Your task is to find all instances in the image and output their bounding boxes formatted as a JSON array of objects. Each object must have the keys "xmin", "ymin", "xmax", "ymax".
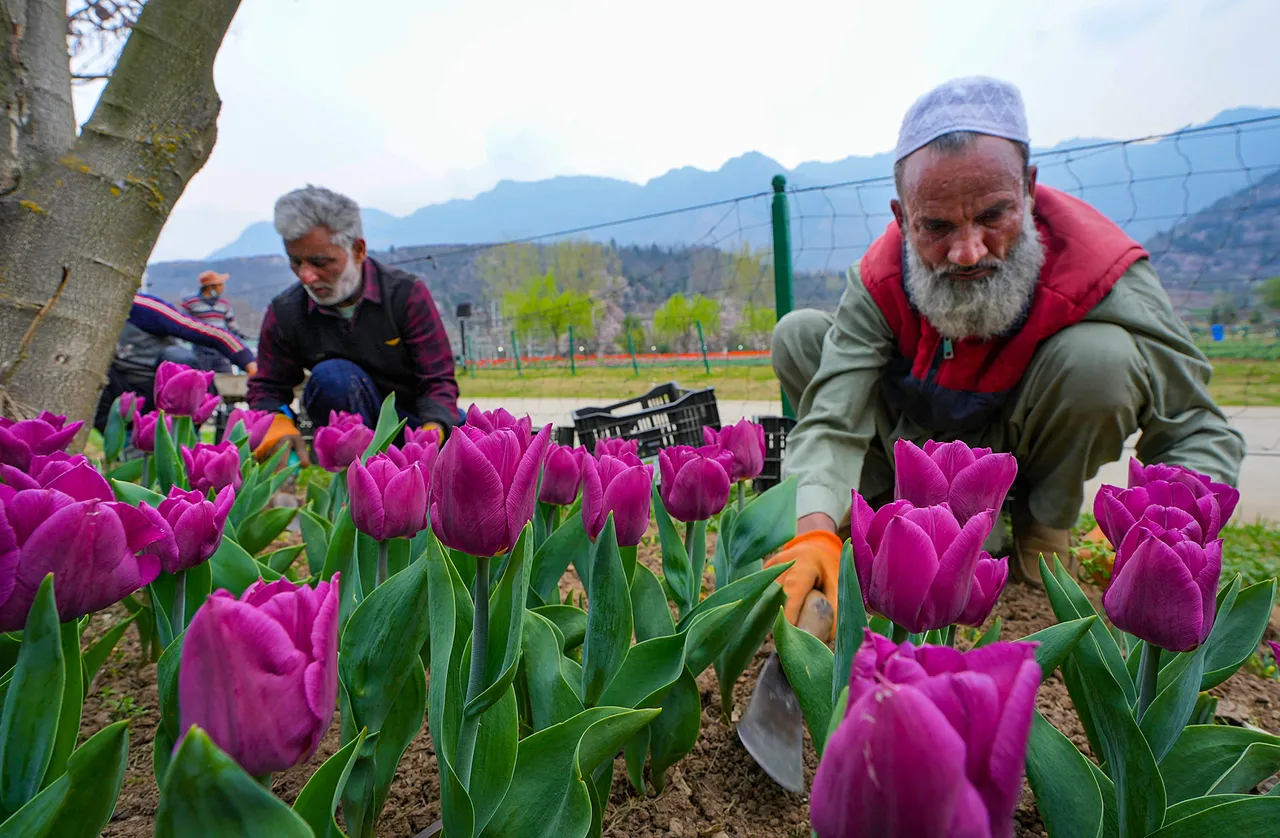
[
  {"xmin": 180, "ymin": 271, "xmax": 246, "ymax": 373},
  {"xmin": 92, "ymin": 292, "xmax": 257, "ymax": 433}
]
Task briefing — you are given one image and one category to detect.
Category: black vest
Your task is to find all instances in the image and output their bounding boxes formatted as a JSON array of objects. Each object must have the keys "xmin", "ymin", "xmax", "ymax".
[{"xmin": 267, "ymin": 261, "xmax": 422, "ymax": 407}]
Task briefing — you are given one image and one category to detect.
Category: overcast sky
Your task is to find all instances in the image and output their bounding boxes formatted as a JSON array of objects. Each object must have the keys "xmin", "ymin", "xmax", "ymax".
[{"xmin": 72, "ymin": 0, "xmax": 1280, "ymax": 262}]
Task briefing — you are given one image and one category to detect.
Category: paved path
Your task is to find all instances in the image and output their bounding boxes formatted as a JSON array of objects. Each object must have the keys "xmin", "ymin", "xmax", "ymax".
[{"xmin": 482, "ymin": 398, "xmax": 1280, "ymax": 523}]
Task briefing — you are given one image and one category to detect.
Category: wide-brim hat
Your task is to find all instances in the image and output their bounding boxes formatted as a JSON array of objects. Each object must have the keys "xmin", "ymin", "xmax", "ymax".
[{"xmin": 199, "ymin": 270, "xmax": 230, "ymax": 287}]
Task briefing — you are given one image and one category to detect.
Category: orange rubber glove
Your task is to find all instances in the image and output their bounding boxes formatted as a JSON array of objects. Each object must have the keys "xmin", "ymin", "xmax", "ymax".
[
  {"xmin": 763, "ymin": 529, "xmax": 843, "ymax": 641},
  {"xmin": 253, "ymin": 413, "xmax": 309, "ymax": 466}
]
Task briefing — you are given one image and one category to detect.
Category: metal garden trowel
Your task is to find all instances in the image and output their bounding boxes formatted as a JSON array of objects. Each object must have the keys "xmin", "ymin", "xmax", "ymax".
[{"xmin": 737, "ymin": 588, "xmax": 835, "ymax": 793}]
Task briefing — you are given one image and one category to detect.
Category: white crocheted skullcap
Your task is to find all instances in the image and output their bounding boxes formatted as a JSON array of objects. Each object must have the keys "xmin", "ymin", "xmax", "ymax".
[{"xmin": 894, "ymin": 76, "xmax": 1030, "ymax": 163}]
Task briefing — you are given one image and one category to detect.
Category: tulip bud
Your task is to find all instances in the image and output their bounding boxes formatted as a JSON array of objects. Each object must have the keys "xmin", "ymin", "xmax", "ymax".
[
  {"xmin": 594, "ymin": 437, "xmax": 639, "ymax": 459},
  {"xmin": 154, "ymin": 361, "xmax": 221, "ymax": 423},
  {"xmin": 403, "ymin": 425, "xmax": 442, "ymax": 448},
  {"xmin": 225, "ymin": 408, "xmax": 275, "ymax": 450},
  {"xmin": 1103, "ymin": 521, "xmax": 1221, "ymax": 653},
  {"xmin": 430, "ymin": 423, "xmax": 551, "ymax": 557},
  {"xmin": 539, "ymin": 444, "xmax": 586, "ymax": 506},
  {"xmin": 348, "ymin": 454, "xmax": 428, "ymax": 542},
  {"xmin": 1127, "ymin": 458, "xmax": 1239, "ymax": 524},
  {"xmin": 956, "ymin": 552, "xmax": 1008, "ymax": 627},
  {"xmin": 702, "ymin": 419, "xmax": 766, "ymax": 483},
  {"xmin": 118, "ymin": 392, "xmax": 145, "ymax": 424},
  {"xmin": 850, "ymin": 490, "xmax": 994, "ymax": 634},
  {"xmin": 181, "ymin": 441, "xmax": 243, "ymax": 494},
  {"xmin": 0, "ymin": 488, "xmax": 165, "ymax": 631},
  {"xmin": 893, "ymin": 439, "xmax": 1017, "ymax": 525},
  {"xmin": 658, "ymin": 445, "xmax": 733, "ymax": 522},
  {"xmin": 384, "ymin": 436, "xmax": 439, "ymax": 478},
  {"xmin": 313, "ymin": 411, "xmax": 375, "ymax": 473},
  {"xmin": 133, "ymin": 412, "xmax": 174, "ymax": 454},
  {"xmin": 0, "ymin": 411, "xmax": 84, "ymax": 471},
  {"xmin": 581, "ymin": 453, "xmax": 653, "ymax": 547},
  {"xmin": 814, "ymin": 630, "xmax": 1040, "ymax": 838},
  {"xmin": 178, "ymin": 575, "xmax": 340, "ymax": 775},
  {"xmin": 154, "ymin": 485, "xmax": 235, "ymax": 574}
]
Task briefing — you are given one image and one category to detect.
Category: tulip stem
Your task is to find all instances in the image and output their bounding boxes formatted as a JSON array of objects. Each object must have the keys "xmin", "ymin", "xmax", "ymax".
[
  {"xmin": 736, "ymin": 481, "xmax": 745, "ymax": 512},
  {"xmin": 376, "ymin": 541, "xmax": 389, "ymax": 588},
  {"xmin": 456, "ymin": 554, "xmax": 491, "ymax": 786},
  {"xmin": 1137, "ymin": 643, "xmax": 1161, "ymax": 720},
  {"xmin": 171, "ymin": 570, "xmax": 186, "ymax": 639},
  {"xmin": 943, "ymin": 625, "xmax": 956, "ymax": 647},
  {"xmin": 891, "ymin": 623, "xmax": 909, "ymax": 644}
]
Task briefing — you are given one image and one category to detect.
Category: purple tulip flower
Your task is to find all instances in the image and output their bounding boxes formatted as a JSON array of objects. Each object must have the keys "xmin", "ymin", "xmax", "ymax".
[
  {"xmin": 348, "ymin": 454, "xmax": 428, "ymax": 542},
  {"xmin": 1270, "ymin": 640, "xmax": 1280, "ymax": 663},
  {"xmin": 539, "ymin": 444, "xmax": 587, "ymax": 506},
  {"xmin": 849, "ymin": 491, "xmax": 995, "ymax": 634},
  {"xmin": 0, "ymin": 456, "xmax": 113, "ymax": 502},
  {"xmin": 385, "ymin": 437, "xmax": 439, "ymax": 481},
  {"xmin": 133, "ymin": 412, "xmax": 173, "ymax": 454},
  {"xmin": 1127, "ymin": 458, "xmax": 1239, "ymax": 523},
  {"xmin": 0, "ymin": 411, "xmax": 84, "ymax": 471},
  {"xmin": 812, "ymin": 631, "xmax": 1040, "ymax": 838},
  {"xmin": 225, "ymin": 408, "xmax": 276, "ymax": 450},
  {"xmin": 1095, "ymin": 481, "xmax": 1219, "ymax": 549},
  {"xmin": 957, "ymin": 553, "xmax": 1009, "ymax": 628},
  {"xmin": 152, "ymin": 485, "xmax": 235, "ymax": 574},
  {"xmin": 1103, "ymin": 520, "xmax": 1222, "ymax": 653},
  {"xmin": 0, "ymin": 488, "xmax": 165, "ymax": 631},
  {"xmin": 403, "ymin": 426, "xmax": 442, "ymax": 448},
  {"xmin": 430, "ymin": 423, "xmax": 551, "ymax": 557},
  {"xmin": 893, "ymin": 439, "xmax": 1017, "ymax": 525},
  {"xmin": 465, "ymin": 403, "xmax": 533, "ymax": 439},
  {"xmin": 178, "ymin": 575, "xmax": 340, "ymax": 776},
  {"xmin": 702, "ymin": 419, "xmax": 766, "ymax": 483},
  {"xmin": 313, "ymin": 411, "xmax": 375, "ymax": 473},
  {"xmin": 154, "ymin": 361, "xmax": 220, "ymax": 424},
  {"xmin": 581, "ymin": 453, "xmax": 653, "ymax": 547},
  {"xmin": 181, "ymin": 441, "xmax": 243, "ymax": 494},
  {"xmin": 594, "ymin": 437, "xmax": 639, "ymax": 459},
  {"xmin": 658, "ymin": 445, "xmax": 734, "ymax": 522}
]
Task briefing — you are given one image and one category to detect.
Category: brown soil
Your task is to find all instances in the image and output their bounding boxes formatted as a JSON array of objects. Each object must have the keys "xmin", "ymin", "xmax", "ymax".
[{"xmin": 86, "ymin": 532, "xmax": 1280, "ymax": 838}]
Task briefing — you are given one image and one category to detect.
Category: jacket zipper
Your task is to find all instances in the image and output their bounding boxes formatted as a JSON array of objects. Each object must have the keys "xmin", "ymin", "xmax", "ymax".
[{"xmin": 924, "ymin": 337, "xmax": 954, "ymax": 384}]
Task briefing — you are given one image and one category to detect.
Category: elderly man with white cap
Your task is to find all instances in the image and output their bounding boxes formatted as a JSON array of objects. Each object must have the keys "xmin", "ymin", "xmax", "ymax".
[{"xmin": 765, "ymin": 76, "xmax": 1244, "ymax": 628}]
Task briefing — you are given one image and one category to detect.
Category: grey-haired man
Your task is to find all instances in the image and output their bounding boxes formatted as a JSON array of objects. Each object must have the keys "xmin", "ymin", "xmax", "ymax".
[{"xmin": 765, "ymin": 76, "xmax": 1244, "ymax": 630}]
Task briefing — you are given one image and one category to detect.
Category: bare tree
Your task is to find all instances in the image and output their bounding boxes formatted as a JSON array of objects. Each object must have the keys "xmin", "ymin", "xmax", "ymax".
[{"xmin": 0, "ymin": 0, "xmax": 242, "ymax": 422}]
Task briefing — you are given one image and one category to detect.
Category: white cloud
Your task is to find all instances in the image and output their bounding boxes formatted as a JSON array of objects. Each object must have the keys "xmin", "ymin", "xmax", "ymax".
[{"xmin": 70, "ymin": 0, "xmax": 1280, "ymax": 261}]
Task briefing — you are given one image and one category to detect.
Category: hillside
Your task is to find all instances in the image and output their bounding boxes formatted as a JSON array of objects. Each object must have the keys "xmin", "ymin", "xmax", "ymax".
[{"xmin": 205, "ymin": 108, "xmax": 1280, "ymax": 273}]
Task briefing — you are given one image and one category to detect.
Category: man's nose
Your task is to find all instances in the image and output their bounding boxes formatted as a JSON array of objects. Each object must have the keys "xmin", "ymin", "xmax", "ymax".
[
  {"xmin": 947, "ymin": 227, "xmax": 989, "ymax": 267},
  {"xmin": 297, "ymin": 265, "xmax": 322, "ymax": 285}
]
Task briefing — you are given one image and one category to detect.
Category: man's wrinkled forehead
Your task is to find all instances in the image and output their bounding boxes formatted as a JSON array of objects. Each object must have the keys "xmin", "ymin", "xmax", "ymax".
[{"xmin": 898, "ymin": 135, "xmax": 1029, "ymax": 210}]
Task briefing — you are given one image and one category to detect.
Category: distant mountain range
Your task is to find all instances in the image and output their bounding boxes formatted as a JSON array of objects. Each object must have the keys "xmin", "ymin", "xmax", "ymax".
[{"xmin": 204, "ymin": 107, "xmax": 1280, "ymax": 275}]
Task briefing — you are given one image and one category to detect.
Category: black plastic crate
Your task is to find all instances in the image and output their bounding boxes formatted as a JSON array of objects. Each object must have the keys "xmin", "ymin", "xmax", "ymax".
[
  {"xmin": 571, "ymin": 382, "xmax": 720, "ymax": 459},
  {"xmin": 753, "ymin": 415, "xmax": 796, "ymax": 494},
  {"xmin": 553, "ymin": 426, "xmax": 576, "ymax": 448}
]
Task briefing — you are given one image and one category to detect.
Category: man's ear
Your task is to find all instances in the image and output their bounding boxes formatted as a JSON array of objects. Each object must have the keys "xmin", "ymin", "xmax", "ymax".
[
  {"xmin": 891, "ymin": 198, "xmax": 906, "ymax": 229},
  {"xmin": 1026, "ymin": 164, "xmax": 1038, "ymax": 204},
  {"xmin": 352, "ymin": 238, "xmax": 368, "ymax": 263}
]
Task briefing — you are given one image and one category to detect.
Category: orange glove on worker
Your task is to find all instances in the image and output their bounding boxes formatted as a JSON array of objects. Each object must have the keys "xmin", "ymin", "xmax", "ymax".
[
  {"xmin": 253, "ymin": 413, "xmax": 311, "ymax": 467},
  {"xmin": 763, "ymin": 529, "xmax": 843, "ymax": 642}
]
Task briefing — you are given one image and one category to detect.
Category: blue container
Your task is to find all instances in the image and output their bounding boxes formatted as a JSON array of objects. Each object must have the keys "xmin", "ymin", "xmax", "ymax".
[{"xmin": 1211, "ymin": 324, "xmax": 1225, "ymax": 342}]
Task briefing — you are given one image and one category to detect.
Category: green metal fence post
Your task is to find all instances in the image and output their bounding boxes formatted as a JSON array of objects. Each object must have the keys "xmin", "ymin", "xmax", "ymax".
[
  {"xmin": 568, "ymin": 324, "xmax": 576, "ymax": 376},
  {"xmin": 511, "ymin": 328, "xmax": 522, "ymax": 376},
  {"xmin": 770, "ymin": 174, "xmax": 796, "ymax": 418},
  {"xmin": 626, "ymin": 332, "xmax": 639, "ymax": 376},
  {"xmin": 695, "ymin": 320, "xmax": 711, "ymax": 375}
]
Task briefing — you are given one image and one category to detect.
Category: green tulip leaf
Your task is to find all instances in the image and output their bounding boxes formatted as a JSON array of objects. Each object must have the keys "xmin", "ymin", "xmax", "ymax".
[
  {"xmin": 108, "ymin": 479, "xmax": 164, "ymax": 507},
  {"xmin": 580, "ymin": 516, "xmax": 633, "ymax": 706},
  {"xmin": 152, "ymin": 630, "xmax": 186, "ymax": 784},
  {"xmin": 1162, "ymin": 795, "xmax": 1255, "ymax": 825},
  {"xmin": 82, "ymin": 612, "xmax": 138, "ymax": 698},
  {"xmin": 208, "ymin": 537, "xmax": 275, "ymax": 598},
  {"xmin": 0, "ymin": 721, "xmax": 129, "ymax": 838},
  {"xmin": 1201, "ymin": 578, "xmax": 1276, "ymax": 690},
  {"xmin": 1044, "ymin": 557, "xmax": 1136, "ymax": 703},
  {"xmin": 470, "ymin": 685, "xmax": 519, "ymax": 835},
  {"xmin": 716, "ymin": 583, "xmax": 787, "ymax": 719},
  {"xmin": 155, "ymin": 728, "xmax": 312, "ymax": 837},
  {"xmin": 652, "ymin": 483, "xmax": 694, "ymax": 614},
  {"xmin": 727, "ymin": 476, "xmax": 796, "ymax": 570},
  {"xmin": 630, "ymin": 563, "xmax": 676, "ymax": 643},
  {"xmin": 361, "ymin": 394, "xmax": 406, "ymax": 462},
  {"xmin": 102, "ymin": 399, "xmax": 127, "ymax": 463},
  {"xmin": 529, "ymin": 513, "xmax": 589, "ymax": 607},
  {"xmin": 46, "ymin": 622, "xmax": 83, "ymax": 786},
  {"xmin": 1146, "ymin": 796, "xmax": 1280, "ymax": 836},
  {"xmin": 623, "ymin": 726, "xmax": 650, "ymax": 795},
  {"xmin": 975, "ymin": 617, "xmax": 1003, "ymax": 648},
  {"xmin": 1140, "ymin": 643, "xmax": 1208, "ymax": 763},
  {"xmin": 298, "ymin": 508, "xmax": 333, "ymax": 576},
  {"xmin": 596, "ymin": 633, "xmax": 686, "ymax": 709},
  {"xmin": 480, "ymin": 706, "xmax": 659, "ymax": 838},
  {"xmin": 153, "ymin": 414, "xmax": 182, "ymax": 494},
  {"xmin": 682, "ymin": 600, "xmax": 744, "ymax": 677},
  {"xmin": 465, "ymin": 525, "xmax": 532, "ymax": 720},
  {"xmin": 0, "ymin": 575, "xmax": 64, "ymax": 818},
  {"xmin": 772, "ymin": 607, "xmax": 836, "ymax": 757},
  {"xmin": 237, "ymin": 507, "xmax": 299, "ymax": 557},
  {"xmin": 293, "ymin": 729, "xmax": 366, "ymax": 838},
  {"xmin": 521, "ymin": 612, "xmax": 585, "ymax": 732},
  {"xmin": 1022, "ymin": 616, "xmax": 1097, "ymax": 682},
  {"xmin": 1160, "ymin": 724, "xmax": 1280, "ymax": 804},
  {"xmin": 530, "ymin": 604, "xmax": 588, "ymax": 653},
  {"xmin": 1025, "ymin": 712, "xmax": 1105, "ymax": 838},
  {"xmin": 676, "ymin": 560, "xmax": 791, "ymax": 633},
  {"xmin": 105, "ymin": 457, "xmax": 145, "ymax": 484},
  {"xmin": 647, "ymin": 670, "xmax": 700, "ymax": 795},
  {"xmin": 831, "ymin": 539, "xmax": 866, "ymax": 703}
]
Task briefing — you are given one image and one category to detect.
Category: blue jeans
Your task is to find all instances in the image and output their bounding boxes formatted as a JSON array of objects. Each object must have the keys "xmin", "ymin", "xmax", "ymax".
[{"xmin": 303, "ymin": 359, "xmax": 423, "ymax": 429}]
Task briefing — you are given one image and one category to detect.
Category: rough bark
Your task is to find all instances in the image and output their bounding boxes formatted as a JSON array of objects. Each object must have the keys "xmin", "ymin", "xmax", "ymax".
[{"xmin": 0, "ymin": 0, "xmax": 242, "ymax": 422}]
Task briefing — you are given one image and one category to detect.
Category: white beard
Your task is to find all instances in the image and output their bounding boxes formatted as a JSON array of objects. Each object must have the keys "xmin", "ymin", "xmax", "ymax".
[
  {"xmin": 305, "ymin": 253, "xmax": 363, "ymax": 306},
  {"xmin": 903, "ymin": 205, "xmax": 1046, "ymax": 341}
]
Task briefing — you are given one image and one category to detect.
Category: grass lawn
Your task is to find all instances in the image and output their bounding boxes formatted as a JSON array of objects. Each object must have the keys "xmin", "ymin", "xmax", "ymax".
[{"xmin": 456, "ymin": 357, "xmax": 1280, "ymax": 406}]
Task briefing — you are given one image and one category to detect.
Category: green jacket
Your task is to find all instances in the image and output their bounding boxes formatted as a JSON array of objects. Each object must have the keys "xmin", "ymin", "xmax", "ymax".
[{"xmin": 783, "ymin": 257, "xmax": 1246, "ymax": 524}]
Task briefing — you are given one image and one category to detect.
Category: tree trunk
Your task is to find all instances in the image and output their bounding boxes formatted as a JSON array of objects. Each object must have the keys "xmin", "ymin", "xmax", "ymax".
[{"xmin": 0, "ymin": 0, "xmax": 242, "ymax": 423}]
